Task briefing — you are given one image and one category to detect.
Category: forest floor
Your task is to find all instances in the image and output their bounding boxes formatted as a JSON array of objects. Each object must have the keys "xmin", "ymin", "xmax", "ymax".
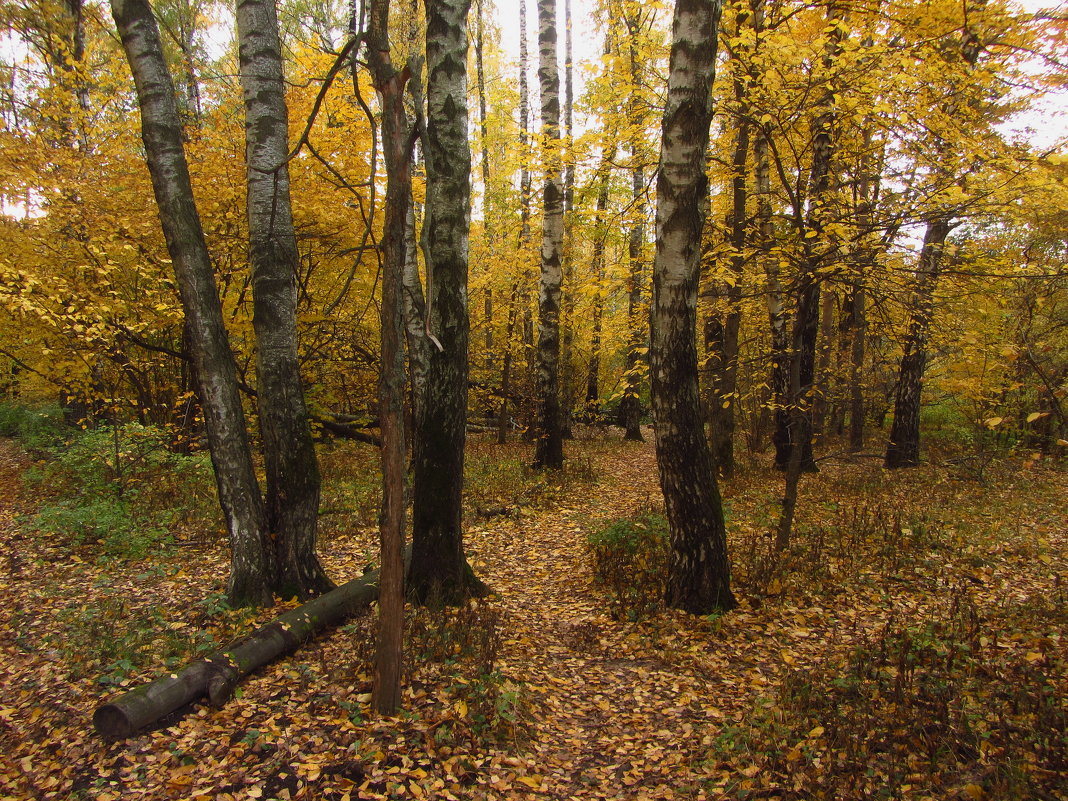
[{"xmin": 0, "ymin": 431, "xmax": 1066, "ymax": 800}]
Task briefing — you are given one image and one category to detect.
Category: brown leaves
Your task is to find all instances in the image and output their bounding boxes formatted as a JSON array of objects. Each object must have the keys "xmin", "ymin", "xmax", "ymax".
[{"xmin": 1, "ymin": 435, "xmax": 1067, "ymax": 799}]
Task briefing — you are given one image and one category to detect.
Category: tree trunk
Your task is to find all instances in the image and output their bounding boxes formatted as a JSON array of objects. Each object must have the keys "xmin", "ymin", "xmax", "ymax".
[
  {"xmin": 619, "ymin": 23, "xmax": 648, "ymax": 443},
  {"xmin": 408, "ymin": 0, "xmax": 484, "ymax": 604},
  {"xmin": 812, "ymin": 285, "xmax": 836, "ymax": 437},
  {"xmin": 364, "ymin": 0, "xmax": 412, "ymax": 716},
  {"xmin": 403, "ymin": 200, "xmax": 430, "ymax": 413},
  {"xmin": 560, "ymin": 0, "xmax": 576, "ymax": 439},
  {"xmin": 884, "ymin": 218, "xmax": 952, "ymax": 468},
  {"xmin": 236, "ymin": 0, "xmax": 332, "ymax": 600},
  {"xmin": 111, "ymin": 0, "xmax": 270, "ymax": 608},
  {"xmin": 94, "ymin": 561, "xmax": 391, "ymax": 738},
  {"xmin": 652, "ymin": 0, "xmax": 736, "ymax": 615},
  {"xmin": 585, "ymin": 152, "xmax": 613, "ymax": 412},
  {"xmin": 706, "ymin": 51, "xmax": 751, "ymax": 477},
  {"xmin": 754, "ymin": 127, "xmax": 791, "ymax": 468},
  {"xmin": 533, "ymin": 0, "xmax": 565, "ymax": 469},
  {"xmin": 497, "ymin": 0, "xmax": 533, "ymax": 445},
  {"xmin": 847, "ymin": 280, "xmax": 866, "ymax": 450}
]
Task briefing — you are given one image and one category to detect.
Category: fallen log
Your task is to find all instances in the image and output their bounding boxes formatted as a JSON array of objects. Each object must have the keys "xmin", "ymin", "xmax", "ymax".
[{"xmin": 94, "ymin": 565, "xmax": 383, "ymax": 739}]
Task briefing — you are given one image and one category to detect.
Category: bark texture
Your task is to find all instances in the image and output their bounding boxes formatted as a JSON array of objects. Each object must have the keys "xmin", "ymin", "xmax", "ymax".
[
  {"xmin": 651, "ymin": 0, "xmax": 736, "ymax": 615},
  {"xmin": 408, "ymin": 0, "xmax": 484, "ymax": 604},
  {"xmin": 533, "ymin": 0, "xmax": 565, "ymax": 469},
  {"xmin": 111, "ymin": 0, "xmax": 270, "ymax": 608},
  {"xmin": 236, "ymin": 0, "xmax": 332, "ymax": 600}
]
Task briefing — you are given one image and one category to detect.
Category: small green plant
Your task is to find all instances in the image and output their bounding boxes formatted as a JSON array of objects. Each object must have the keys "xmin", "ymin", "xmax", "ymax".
[{"xmin": 586, "ymin": 510, "xmax": 668, "ymax": 620}]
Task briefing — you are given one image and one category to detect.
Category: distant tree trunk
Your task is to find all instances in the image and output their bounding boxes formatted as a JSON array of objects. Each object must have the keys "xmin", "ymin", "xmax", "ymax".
[
  {"xmin": 111, "ymin": 0, "xmax": 270, "ymax": 607},
  {"xmin": 774, "ymin": 2, "xmax": 840, "ymax": 476},
  {"xmin": 705, "ymin": 50, "xmax": 750, "ymax": 477},
  {"xmin": 474, "ymin": 0, "xmax": 494, "ymax": 373},
  {"xmin": 754, "ymin": 127, "xmax": 790, "ymax": 466},
  {"xmin": 533, "ymin": 0, "xmax": 565, "ymax": 469},
  {"xmin": 619, "ymin": 23, "xmax": 647, "ymax": 442},
  {"xmin": 884, "ymin": 218, "xmax": 953, "ymax": 468},
  {"xmin": 585, "ymin": 152, "xmax": 613, "ymax": 412},
  {"xmin": 236, "ymin": 0, "xmax": 332, "ymax": 600},
  {"xmin": 560, "ymin": 0, "xmax": 576, "ymax": 439},
  {"xmin": 497, "ymin": 0, "xmax": 533, "ymax": 445},
  {"xmin": 408, "ymin": 0, "xmax": 484, "ymax": 604},
  {"xmin": 843, "ymin": 124, "xmax": 875, "ymax": 451},
  {"xmin": 364, "ymin": 0, "xmax": 412, "ymax": 716},
  {"xmin": 847, "ymin": 280, "xmax": 866, "ymax": 450},
  {"xmin": 652, "ymin": 0, "xmax": 736, "ymax": 615},
  {"xmin": 885, "ymin": 16, "xmax": 979, "ymax": 470},
  {"xmin": 812, "ymin": 286, "xmax": 836, "ymax": 437}
]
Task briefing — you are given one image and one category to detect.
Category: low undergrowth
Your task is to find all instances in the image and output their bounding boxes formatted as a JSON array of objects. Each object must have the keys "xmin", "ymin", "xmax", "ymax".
[
  {"xmin": 711, "ymin": 586, "xmax": 1068, "ymax": 800},
  {"xmin": 585, "ymin": 509, "xmax": 668, "ymax": 620}
]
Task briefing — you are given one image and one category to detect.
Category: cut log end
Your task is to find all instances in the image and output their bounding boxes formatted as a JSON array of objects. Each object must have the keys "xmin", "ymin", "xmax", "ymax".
[{"xmin": 93, "ymin": 704, "xmax": 133, "ymax": 740}]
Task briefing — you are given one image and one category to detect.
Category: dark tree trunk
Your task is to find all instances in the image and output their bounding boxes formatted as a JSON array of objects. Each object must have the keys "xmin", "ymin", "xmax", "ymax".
[
  {"xmin": 652, "ymin": 0, "xmax": 736, "ymax": 615},
  {"xmin": 560, "ymin": 0, "xmax": 576, "ymax": 439},
  {"xmin": 365, "ymin": 0, "xmax": 413, "ymax": 716},
  {"xmin": 533, "ymin": 0, "xmax": 565, "ymax": 469},
  {"xmin": 706, "ymin": 55, "xmax": 750, "ymax": 477},
  {"xmin": 585, "ymin": 153, "xmax": 613, "ymax": 412},
  {"xmin": 408, "ymin": 0, "xmax": 484, "ymax": 604},
  {"xmin": 753, "ymin": 119, "xmax": 791, "ymax": 468},
  {"xmin": 847, "ymin": 280, "xmax": 866, "ymax": 450},
  {"xmin": 111, "ymin": 0, "xmax": 270, "ymax": 608},
  {"xmin": 619, "ymin": 23, "xmax": 648, "ymax": 443},
  {"xmin": 885, "ymin": 218, "xmax": 952, "ymax": 468},
  {"xmin": 236, "ymin": 0, "xmax": 332, "ymax": 600}
]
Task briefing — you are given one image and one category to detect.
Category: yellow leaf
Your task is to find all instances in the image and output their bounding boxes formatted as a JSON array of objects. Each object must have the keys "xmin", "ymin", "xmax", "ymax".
[
  {"xmin": 1025, "ymin": 652, "xmax": 1044, "ymax": 663},
  {"xmin": 455, "ymin": 700, "xmax": 468, "ymax": 718},
  {"xmin": 1026, "ymin": 411, "xmax": 1048, "ymax": 423},
  {"xmin": 808, "ymin": 725, "xmax": 825, "ymax": 739},
  {"xmin": 518, "ymin": 775, "xmax": 544, "ymax": 789},
  {"xmin": 984, "ymin": 416, "xmax": 1004, "ymax": 429},
  {"xmin": 963, "ymin": 783, "xmax": 986, "ymax": 800}
]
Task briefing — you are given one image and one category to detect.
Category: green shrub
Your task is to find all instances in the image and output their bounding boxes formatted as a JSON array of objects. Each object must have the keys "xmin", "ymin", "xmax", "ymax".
[
  {"xmin": 25, "ymin": 421, "xmax": 217, "ymax": 558},
  {"xmin": 0, "ymin": 401, "xmax": 66, "ymax": 450},
  {"xmin": 586, "ymin": 511, "xmax": 668, "ymax": 619}
]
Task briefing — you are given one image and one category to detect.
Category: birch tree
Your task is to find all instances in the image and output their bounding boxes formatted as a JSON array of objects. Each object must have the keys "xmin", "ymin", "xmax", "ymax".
[
  {"xmin": 236, "ymin": 0, "xmax": 332, "ymax": 599},
  {"xmin": 111, "ymin": 0, "xmax": 270, "ymax": 607},
  {"xmin": 407, "ymin": 0, "xmax": 484, "ymax": 604},
  {"xmin": 533, "ymin": 0, "xmax": 565, "ymax": 469},
  {"xmin": 652, "ymin": 0, "xmax": 736, "ymax": 614}
]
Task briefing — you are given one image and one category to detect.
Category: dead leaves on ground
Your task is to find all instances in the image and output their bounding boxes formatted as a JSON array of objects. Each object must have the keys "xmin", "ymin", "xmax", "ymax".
[{"xmin": 0, "ymin": 436, "xmax": 1066, "ymax": 799}]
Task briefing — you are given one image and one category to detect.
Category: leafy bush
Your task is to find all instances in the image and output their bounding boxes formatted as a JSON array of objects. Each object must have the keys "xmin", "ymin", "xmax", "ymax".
[{"xmin": 586, "ymin": 510, "xmax": 668, "ymax": 619}]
